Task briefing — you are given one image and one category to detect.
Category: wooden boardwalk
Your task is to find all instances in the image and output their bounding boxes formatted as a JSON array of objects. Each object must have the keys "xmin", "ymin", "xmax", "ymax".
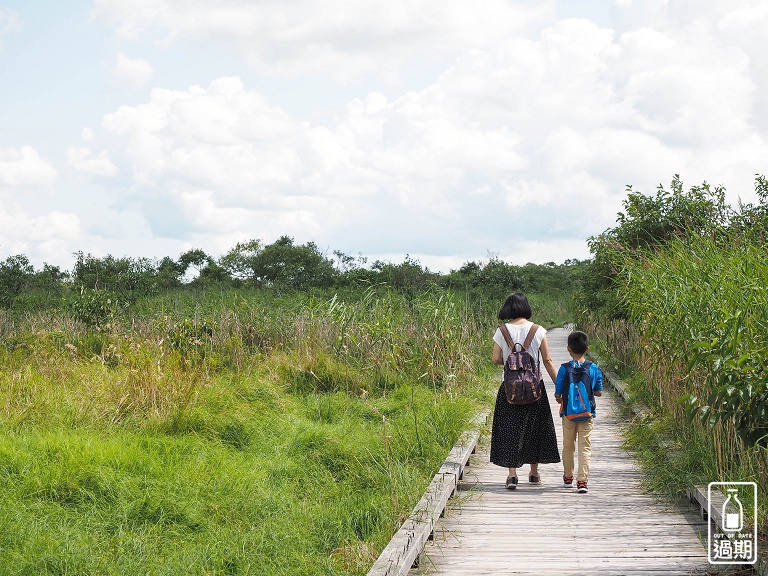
[{"xmin": 411, "ymin": 328, "xmax": 713, "ymax": 575}]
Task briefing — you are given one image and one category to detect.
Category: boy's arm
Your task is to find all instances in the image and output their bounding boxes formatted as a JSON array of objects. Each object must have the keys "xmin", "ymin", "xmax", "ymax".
[
  {"xmin": 554, "ymin": 364, "xmax": 566, "ymax": 403},
  {"xmin": 592, "ymin": 365, "xmax": 604, "ymax": 397}
]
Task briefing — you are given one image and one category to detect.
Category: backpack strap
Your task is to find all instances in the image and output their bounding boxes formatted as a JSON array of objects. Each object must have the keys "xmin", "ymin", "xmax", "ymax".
[
  {"xmin": 581, "ymin": 360, "xmax": 595, "ymax": 401},
  {"xmin": 498, "ymin": 324, "xmax": 515, "ymax": 349},
  {"xmin": 524, "ymin": 324, "xmax": 541, "ymax": 378},
  {"xmin": 498, "ymin": 323, "xmax": 539, "ymax": 351},
  {"xmin": 561, "ymin": 362, "xmax": 571, "ymax": 409},
  {"xmin": 522, "ymin": 324, "xmax": 539, "ymax": 351}
]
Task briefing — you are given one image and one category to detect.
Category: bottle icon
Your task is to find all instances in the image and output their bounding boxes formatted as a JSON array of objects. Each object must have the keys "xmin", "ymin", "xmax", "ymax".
[{"xmin": 722, "ymin": 489, "xmax": 743, "ymax": 533}]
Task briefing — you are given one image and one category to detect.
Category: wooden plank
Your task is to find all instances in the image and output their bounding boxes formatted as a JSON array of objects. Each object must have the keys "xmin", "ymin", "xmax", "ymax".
[
  {"xmin": 367, "ymin": 410, "xmax": 489, "ymax": 576},
  {"xmin": 409, "ymin": 327, "xmax": 711, "ymax": 575},
  {"xmin": 367, "ymin": 472, "xmax": 455, "ymax": 576},
  {"xmin": 439, "ymin": 412, "xmax": 487, "ymax": 481}
]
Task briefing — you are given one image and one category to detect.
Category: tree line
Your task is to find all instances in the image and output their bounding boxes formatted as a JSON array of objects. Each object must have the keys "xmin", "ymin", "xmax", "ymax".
[{"xmin": 0, "ymin": 235, "xmax": 588, "ymax": 312}]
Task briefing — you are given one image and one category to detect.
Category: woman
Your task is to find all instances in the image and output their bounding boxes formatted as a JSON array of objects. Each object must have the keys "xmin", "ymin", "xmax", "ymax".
[{"xmin": 490, "ymin": 292, "xmax": 560, "ymax": 489}]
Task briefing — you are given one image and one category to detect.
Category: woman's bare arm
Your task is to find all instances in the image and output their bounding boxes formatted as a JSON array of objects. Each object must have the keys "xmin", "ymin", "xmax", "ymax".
[
  {"xmin": 492, "ymin": 342, "xmax": 504, "ymax": 365},
  {"xmin": 539, "ymin": 336, "xmax": 558, "ymax": 383}
]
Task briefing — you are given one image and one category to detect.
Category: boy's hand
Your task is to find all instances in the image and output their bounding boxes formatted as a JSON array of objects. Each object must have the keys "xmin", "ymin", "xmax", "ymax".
[{"xmin": 554, "ymin": 394, "xmax": 562, "ymax": 403}]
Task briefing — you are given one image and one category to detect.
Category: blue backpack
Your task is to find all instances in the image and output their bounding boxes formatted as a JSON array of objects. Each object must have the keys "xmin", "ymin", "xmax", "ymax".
[{"xmin": 559, "ymin": 361, "xmax": 595, "ymax": 421}]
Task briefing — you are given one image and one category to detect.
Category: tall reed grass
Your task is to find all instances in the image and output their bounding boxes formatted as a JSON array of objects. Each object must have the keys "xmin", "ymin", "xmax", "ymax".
[{"xmin": 585, "ymin": 233, "xmax": 768, "ymax": 530}]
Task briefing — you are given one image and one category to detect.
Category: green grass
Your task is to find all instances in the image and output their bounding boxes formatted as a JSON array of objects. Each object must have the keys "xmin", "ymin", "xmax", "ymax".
[
  {"xmin": 1, "ymin": 285, "xmax": 557, "ymax": 575},
  {"xmin": 0, "ymin": 381, "xmax": 478, "ymax": 575},
  {"xmin": 0, "ymin": 284, "xmax": 571, "ymax": 574}
]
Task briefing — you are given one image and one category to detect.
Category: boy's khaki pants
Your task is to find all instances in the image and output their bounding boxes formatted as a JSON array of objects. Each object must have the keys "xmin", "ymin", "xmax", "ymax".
[{"xmin": 561, "ymin": 417, "xmax": 594, "ymax": 483}]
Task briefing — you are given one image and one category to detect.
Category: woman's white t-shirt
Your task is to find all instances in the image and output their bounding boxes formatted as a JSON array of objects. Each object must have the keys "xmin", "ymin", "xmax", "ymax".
[{"xmin": 493, "ymin": 321, "xmax": 546, "ymax": 363}]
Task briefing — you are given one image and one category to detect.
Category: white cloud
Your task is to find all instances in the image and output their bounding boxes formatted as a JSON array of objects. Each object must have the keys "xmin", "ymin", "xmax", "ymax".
[
  {"xmin": 0, "ymin": 146, "xmax": 57, "ymax": 189},
  {"xmin": 101, "ymin": 77, "xmax": 301, "ymax": 191},
  {"xmin": 111, "ymin": 52, "xmax": 154, "ymax": 89},
  {"xmin": 91, "ymin": 0, "xmax": 552, "ymax": 80},
  {"xmin": 0, "ymin": 199, "xmax": 81, "ymax": 263},
  {"xmin": 173, "ymin": 189, "xmax": 254, "ymax": 232},
  {"xmin": 609, "ymin": 0, "xmax": 671, "ymax": 32},
  {"xmin": 91, "ymin": 0, "xmax": 540, "ymax": 44},
  {"xmin": 719, "ymin": 1, "xmax": 768, "ymax": 29},
  {"xmin": 68, "ymin": 147, "xmax": 119, "ymax": 178},
  {"xmin": 0, "ymin": 7, "xmax": 19, "ymax": 41},
  {"xmin": 4, "ymin": 0, "xmax": 749, "ymax": 272},
  {"xmin": 94, "ymin": 72, "xmax": 536, "ymax": 249},
  {"xmin": 499, "ymin": 237, "xmax": 593, "ymax": 265},
  {"xmin": 85, "ymin": 1, "xmax": 767, "ymax": 264}
]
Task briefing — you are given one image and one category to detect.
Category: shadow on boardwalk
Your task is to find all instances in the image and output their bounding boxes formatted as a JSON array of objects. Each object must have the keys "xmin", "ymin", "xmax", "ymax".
[{"xmin": 412, "ymin": 327, "xmax": 716, "ymax": 576}]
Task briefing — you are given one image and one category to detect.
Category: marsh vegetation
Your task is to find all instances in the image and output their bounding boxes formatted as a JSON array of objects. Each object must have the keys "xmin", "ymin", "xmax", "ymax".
[{"xmin": 0, "ymin": 251, "xmax": 579, "ymax": 575}]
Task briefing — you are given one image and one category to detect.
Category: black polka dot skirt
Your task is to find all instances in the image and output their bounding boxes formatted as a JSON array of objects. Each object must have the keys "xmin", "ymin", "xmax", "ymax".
[{"xmin": 490, "ymin": 381, "xmax": 561, "ymax": 468}]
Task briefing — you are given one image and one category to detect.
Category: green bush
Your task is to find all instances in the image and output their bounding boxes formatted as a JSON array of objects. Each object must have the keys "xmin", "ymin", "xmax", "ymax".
[{"xmin": 70, "ymin": 288, "xmax": 123, "ymax": 329}]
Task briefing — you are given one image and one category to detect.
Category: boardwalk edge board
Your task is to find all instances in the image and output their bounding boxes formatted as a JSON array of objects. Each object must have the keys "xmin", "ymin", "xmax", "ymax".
[
  {"xmin": 366, "ymin": 410, "xmax": 489, "ymax": 576},
  {"xmin": 593, "ymin": 352, "xmax": 768, "ymax": 576}
]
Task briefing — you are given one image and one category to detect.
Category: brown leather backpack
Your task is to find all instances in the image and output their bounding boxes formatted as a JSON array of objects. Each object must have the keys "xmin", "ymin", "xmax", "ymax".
[{"xmin": 499, "ymin": 324, "xmax": 542, "ymax": 405}]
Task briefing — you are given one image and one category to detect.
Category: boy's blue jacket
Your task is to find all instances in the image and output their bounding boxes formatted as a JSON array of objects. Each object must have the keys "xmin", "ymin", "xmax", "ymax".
[{"xmin": 555, "ymin": 360, "xmax": 604, "ymax": 418}]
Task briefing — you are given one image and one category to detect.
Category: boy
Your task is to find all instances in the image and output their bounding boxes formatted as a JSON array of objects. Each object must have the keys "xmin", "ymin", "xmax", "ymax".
[{"xmin": 554, "ymin": 331, "xmax": 603, "ymax": 493}]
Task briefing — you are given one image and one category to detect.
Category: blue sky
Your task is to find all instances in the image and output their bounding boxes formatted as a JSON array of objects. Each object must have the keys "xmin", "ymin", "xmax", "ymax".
[{"xmin": 1, "ymin": 0, "xmax": 766, "ymax": 273}]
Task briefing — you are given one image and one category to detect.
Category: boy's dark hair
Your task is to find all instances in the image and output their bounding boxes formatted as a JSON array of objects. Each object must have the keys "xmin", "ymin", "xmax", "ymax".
[
  {"xmin": 497, "ymin": 292, "xmax": 533, "ymax": 321},
  {"xmin": 568, "ymin": 331, "xmax": 589, "ymax": 355}
]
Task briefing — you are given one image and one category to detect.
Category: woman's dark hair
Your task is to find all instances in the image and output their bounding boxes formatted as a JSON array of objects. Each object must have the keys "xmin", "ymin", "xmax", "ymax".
[
  {"xmin": 497, "ymin": 292, "xmax": 533, "ymax": 321},
  {"xmin": 567, "ymin": 331, "xmax": 589, "ymax": 355}
]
